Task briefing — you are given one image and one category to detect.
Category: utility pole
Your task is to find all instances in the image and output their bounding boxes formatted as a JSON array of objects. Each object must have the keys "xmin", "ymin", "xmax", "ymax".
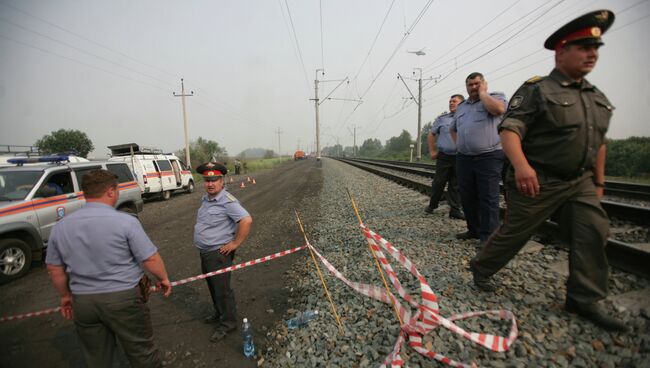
[
  {"xmin": 347, "ymin": 125, "xmax": 359, "ymax": 157},
  {"xmin": 398, "ymin": 69, "xmax": 433, "ymax": 161},
  {"xmin": 173, "ymin": 79, "xmax": 194, "ymax": 167},
  {"xmin": 310, "ymin": 70, "xmax": 356, "ymax": 159},
  {"xmin": 275, "ymin": 127, "xmax": 283, "ymax": 157}
]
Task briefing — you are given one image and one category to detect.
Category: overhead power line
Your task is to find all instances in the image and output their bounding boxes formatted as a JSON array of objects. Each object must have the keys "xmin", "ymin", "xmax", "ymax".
[
  {"xmin": 280, "ymin": 0, "xmax": 311, "ymax": 94},
  {"xmin": 0, "ymin": 0, "xmax": 181, "ymax": 80}
]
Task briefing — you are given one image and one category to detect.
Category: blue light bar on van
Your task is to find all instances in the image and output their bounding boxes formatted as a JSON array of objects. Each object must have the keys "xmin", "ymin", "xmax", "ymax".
[
  {"xmin": 7, "ymin": 155, "xmax": 69, "ymax": 166},
  {"xmin": 39, "ymin": 155, "xmax": 69, "ymax": 162}
]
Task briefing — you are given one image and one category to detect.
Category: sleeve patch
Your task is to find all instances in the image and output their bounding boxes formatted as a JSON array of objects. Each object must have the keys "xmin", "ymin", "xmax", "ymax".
[{"xmin": 509, "ymin": 95, "xmax": 524, "ymax": 109}]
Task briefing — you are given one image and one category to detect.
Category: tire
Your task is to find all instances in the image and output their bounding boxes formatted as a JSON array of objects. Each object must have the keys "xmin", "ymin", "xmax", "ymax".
[
  {"xmin": 0, "ymin": 238, "xmax": 32, "ymax": 284},
  {"xmin": 161, "ymin": 190, "xmax": 171, "ymax": 201},
  {"xmin": 186, "ymin": 181, "xmax": 195, "ymax": 194},
  {"xmin": 118, "ymin": 205, "xmax": 139, "ymax": 219}
]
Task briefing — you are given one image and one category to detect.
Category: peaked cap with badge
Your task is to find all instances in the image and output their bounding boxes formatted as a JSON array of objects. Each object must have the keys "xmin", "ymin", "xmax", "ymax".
[
  {"xmin": 196, "ymin": 162, "xmax": 228, "ymax": 181},
  {"xmin": 544, "ymin": 9, "xmax": 614, "ymax": 50}
]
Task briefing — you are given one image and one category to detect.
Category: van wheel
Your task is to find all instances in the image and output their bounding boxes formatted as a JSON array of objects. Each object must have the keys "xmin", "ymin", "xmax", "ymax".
[
  {"xmin": 187, "ymin": 181, "xmax": 195, "ymax": 194},
  {"xmin": 161, "ymin": 190, "xmax": 171, "ymax": 201},
  {"xmin": 0, "ymin": 239, "xmax": 32, "ymax": 284},
  {"xmin": 118, "ymin": 205, "xmax": 139, "ymax": 219}
]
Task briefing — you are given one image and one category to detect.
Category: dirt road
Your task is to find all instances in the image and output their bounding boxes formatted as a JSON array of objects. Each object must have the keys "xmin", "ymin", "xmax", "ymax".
[{"xmin": 0, "ymin": 159, "xmax": 322, "ymax": 367}]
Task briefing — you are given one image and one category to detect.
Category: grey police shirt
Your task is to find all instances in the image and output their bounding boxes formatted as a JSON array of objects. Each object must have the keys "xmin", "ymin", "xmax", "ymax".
[
  {"xmin": 193, "ymin": 190, "xmax": 250, "ymax": 252},
  {"xmin": 451, "ymin": 92, "xmax": 507, "ymax": 155},
  {"xmin": 46, "ymin": 202, "xmax": 158, "ymax": 295},
  {"xmin": 431, "ymin": 112, "xmax": 457, "ymax": 155}
]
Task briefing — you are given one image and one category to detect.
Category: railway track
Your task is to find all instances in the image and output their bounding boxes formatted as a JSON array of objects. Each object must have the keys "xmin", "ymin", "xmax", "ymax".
[
  {"xmin": 335, "ymin": 157, "xmax": 650, "ymax": 279},
  {"xmin": 352, "ymin": 157, "xmax": 650, "ymax": 201}
]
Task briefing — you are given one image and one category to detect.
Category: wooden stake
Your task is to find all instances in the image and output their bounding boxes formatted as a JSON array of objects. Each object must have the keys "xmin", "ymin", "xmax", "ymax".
[
  {"xmin": 294, "ymin": 210, "xmax": 345, "ymax": 333},
  {"xmin": 345, "ymin": 188, "xmax": 403, "ymax": 326}
]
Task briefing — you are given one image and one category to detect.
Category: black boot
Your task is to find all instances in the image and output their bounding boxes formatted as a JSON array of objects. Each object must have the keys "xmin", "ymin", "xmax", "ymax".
[
  {"xmin": 469, "ymin": 262, "xmax": 497, "ymax": 292},
  {"xmin": 456, "ymin": 231, "xmax": 479, "ymax": 240},
  {"xmin": 565, "ymin": 299, "xmax": 629, "ymax": 333}
]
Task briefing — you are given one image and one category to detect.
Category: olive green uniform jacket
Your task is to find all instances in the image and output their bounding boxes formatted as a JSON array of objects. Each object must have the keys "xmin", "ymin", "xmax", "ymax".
[{"xmin": 471, "ymin": 68, "xmax": 614, "ymax": 305}]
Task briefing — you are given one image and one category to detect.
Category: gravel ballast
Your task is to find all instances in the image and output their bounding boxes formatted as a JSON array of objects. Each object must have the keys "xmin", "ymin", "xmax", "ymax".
[{"xmin": 263, "ymin": 158, "xmax": 649, "ymax": 367}]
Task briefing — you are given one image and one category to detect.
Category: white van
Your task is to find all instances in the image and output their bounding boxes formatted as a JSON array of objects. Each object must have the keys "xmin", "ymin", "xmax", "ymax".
[{"xmin": 107, "ymin": 143, "xmax": 194, "ymax": 200}]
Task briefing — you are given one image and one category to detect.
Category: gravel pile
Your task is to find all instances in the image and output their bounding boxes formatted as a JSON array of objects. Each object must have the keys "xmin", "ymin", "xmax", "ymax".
[{"xmin": 262, "ymin": 158, "xmax": 649, "ymax": 368}]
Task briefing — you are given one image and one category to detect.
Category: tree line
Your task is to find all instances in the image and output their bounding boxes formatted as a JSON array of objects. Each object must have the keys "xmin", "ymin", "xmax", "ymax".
[{"xmin": 29, "ymin": 129, "xmax": 649, "ymax": 179}]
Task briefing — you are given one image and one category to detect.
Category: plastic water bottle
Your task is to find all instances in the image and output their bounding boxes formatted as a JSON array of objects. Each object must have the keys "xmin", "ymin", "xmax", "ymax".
[
  {"xmin": 287, "ymin": 310, "xmax": 319, "ymax": 329},
  {"xmin": 242, "ymin": 318, "xmax": 255, "ymax": 358}
]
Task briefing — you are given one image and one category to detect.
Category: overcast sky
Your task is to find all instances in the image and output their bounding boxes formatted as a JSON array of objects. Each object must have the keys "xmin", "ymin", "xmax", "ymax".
[{"xmin": 1, "ymin": 0, "xmax": 648, "ymax": 158}]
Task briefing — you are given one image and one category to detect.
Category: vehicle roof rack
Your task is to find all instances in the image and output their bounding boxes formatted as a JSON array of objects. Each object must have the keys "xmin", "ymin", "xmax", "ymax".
[
  {"xmin": 108, "ymin": 143, "xmax": 163, "ymax": 156},
  {"xmin": 0, "ymin": 145, "xmax": 42, "ymax": 156}
]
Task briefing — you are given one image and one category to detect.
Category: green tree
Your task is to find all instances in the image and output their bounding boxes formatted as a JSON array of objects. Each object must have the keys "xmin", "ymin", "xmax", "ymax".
[
  {"xmin": 385, "ymin": 130, "xmax": 413, "ymax": 153},
  {"xmin": 420, "ymin": 121, "xmax": 433, "ymax": 158},
  {"xmin": 175, "ymin": 137, "xmax": 228, "ymax": 167},
  {"xmin": 34, "ymin": 129, "xmax": 94, "ymax": 157},
  {"xmin": 606, "ymin": 136, "xmax": 650, "ymax": 178},
  {"xmin": 359, "ymin": 138, "xmax": 383, "ymax": 157},
  {"xmin": 263, "ymin": 149, "xmax": 275, "ymax": 159}
]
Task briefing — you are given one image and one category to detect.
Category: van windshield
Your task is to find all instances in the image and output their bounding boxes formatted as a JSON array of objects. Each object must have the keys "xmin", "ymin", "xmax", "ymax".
[{"xmin": 0, "ymin": 171, "xmax": 43, "ymax": 201}]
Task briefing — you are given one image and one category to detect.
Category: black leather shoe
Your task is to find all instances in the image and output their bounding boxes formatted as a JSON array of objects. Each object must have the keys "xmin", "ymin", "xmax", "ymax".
[
  {"xmin": 209, "ymin": 326, "xmax": 236, "ymax": 342},
  {"xmin": 565, "ymin": 299, "xmax": 629, "ymax": 332},
  {"xmin": 469, "ymin": 263, "xmax": 497, "ymax": 292},
  {"xmin": 456, "ymin": 231, "xmax": 479, "ymax": 240},
  {"xmin": 449, "ymin": 211, "xmax": 465, "ymax": 220},
  {"xmin": 424, "ymin": 206, "xmax": 434, "ymax": 214},
  {"xmin": 204, "ymin": 315, "xmax": 220, "ymax": 324}
]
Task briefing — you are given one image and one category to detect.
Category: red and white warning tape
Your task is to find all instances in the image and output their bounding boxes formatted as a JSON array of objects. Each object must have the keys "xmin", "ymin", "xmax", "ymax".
[
  {"xmin": 307, "ymin": 224, "xmax": 518, "ymax": 368},
  {"xmin": 0, "ymin": 245, "xmax": 307, "ymax": 323}
]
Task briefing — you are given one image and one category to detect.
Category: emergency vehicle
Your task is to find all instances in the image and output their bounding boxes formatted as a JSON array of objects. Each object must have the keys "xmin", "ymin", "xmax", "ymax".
[
  {"xmin": 107, "ymin": 143, "xmax": 194, "ymax": 200},
  {"xmin": 0, "ymin": 155, "xmax": 144, "ymax": 283}
]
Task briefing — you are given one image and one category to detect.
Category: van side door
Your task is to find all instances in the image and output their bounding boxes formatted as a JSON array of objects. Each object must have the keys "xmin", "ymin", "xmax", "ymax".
[
  {"xmin": 156, "ymin": 159, "xmax": 175, "ymax": 190},
  {"xmin": 170, "ymin": 159, "xmax": 182, "ymax": 187}
]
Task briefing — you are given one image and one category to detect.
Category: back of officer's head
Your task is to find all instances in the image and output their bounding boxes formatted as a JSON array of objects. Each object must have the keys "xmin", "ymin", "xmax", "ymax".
[{"xmin": 82, "ymin": 170, "xmax": 118, "ymax": 199}]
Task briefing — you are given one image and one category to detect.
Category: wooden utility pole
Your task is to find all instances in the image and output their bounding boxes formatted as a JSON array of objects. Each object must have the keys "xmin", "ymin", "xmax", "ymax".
[
  {"xmin": 276, "ymin": 127, "xmax": 283, "ymax": 157},
  {"xmin": 173, "ymin": 79, "xmax": 194, "ymax": 167}
]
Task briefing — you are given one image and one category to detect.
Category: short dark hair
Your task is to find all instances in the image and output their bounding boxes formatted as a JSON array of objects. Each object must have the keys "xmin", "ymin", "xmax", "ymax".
[
  {"xmin": 465, "ymin": 72, "xmax": 484, "ymax": 83},
  {"xmin": 82, "ymin": 169, "xmax": 118, "ymax": 199},
  {"xmin": 450, "ymin": 94, "xmax": 465, "ymax": 101}
]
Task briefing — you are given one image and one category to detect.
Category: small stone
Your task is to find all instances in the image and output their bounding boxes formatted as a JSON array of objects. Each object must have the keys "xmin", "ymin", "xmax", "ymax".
[
  {"xmin": 266, "ymin": 309, "xmax": 274, "ymax": 314},
  {"xmin": 591, "ymin": 340, "xmax": 605, "ymax": 352},
  {"xmin": 257, "ymin": 357, "xmax": 265, "ymax": 366}
]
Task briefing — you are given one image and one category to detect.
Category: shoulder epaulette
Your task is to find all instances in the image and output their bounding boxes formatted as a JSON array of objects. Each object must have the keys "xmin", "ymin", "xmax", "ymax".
[
  {"xmin": 525, "ymin": 76, "xmax": 543, "ymax": 84},
  {"xmin": 226, "ymin": 192, "xmax": 237, "ymax": 202}
]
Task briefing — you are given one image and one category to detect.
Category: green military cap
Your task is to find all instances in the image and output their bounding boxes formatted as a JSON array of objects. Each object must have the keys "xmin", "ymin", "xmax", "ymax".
[{"xmin": 544, "ymin": 10, "xmax": 615, "ymax": 50}]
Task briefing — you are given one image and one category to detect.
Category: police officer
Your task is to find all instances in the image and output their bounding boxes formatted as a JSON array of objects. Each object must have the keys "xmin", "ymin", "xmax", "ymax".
[
  {"xmin": 469, "ymin": 10, "xmax": 628, "ymax": 332},
  {"xmin": 425, "ymin": 94, "xmax": 465, "ymax": 219},
  {"xmin": 451, "ymin": 73, "xmax": 507, "ymax": 242},
  {"xmin": 194, "ymin": 162, "xmax": 253, "ymax": 341},
  {"xmin": 46, "ymin": 169, "xmax": 172, "ymax": 367}
]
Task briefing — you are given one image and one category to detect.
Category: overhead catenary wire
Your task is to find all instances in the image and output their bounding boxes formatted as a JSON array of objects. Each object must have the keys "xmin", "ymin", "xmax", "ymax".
[
  {"xmin": 281, "ymin": 0, "xmax": 311, "ymax": 95},
  {"xmin": 0, "ymin": 33, "xmax": 170, "ymax": 93},
  {"xmin": 0, "ymin": 16, "xmax": 178, "ymax": 89},
  {"xmin": 0, "ymin": 0, "xmax": 181, "ymax": 81}
]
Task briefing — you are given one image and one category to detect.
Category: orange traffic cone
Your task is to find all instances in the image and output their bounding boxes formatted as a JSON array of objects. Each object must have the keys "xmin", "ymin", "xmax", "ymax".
[
  {"xmin": 240, "ymin": 182, "xmax": 246, "ymax": 188},
  {"xmin": 247, "ymin": 176, "xmax": 251, "ymax": 182},
  {"xmin": 252, "ymin": 178, "xmax": 256, "ymax": 184}
]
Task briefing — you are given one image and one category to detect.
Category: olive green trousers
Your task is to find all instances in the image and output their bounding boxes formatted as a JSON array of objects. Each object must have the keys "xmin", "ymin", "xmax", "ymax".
[{"xmin": 471, "ymin": 171, "xmax": 609, "ymax": 305}]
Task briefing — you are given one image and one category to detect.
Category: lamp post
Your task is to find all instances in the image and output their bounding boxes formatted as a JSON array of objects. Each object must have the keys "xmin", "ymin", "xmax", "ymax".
[{"xmin": 409, "ymin": 144, "xmax": 415, "ymax": 163}]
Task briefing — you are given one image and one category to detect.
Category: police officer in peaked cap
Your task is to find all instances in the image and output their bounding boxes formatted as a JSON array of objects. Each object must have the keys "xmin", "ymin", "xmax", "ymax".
[
  {"xmin": 193, "ymin": 162, "xmax": 253, "ymax": 341},
  {"xmin": 469, "ymin": 10, "xmax": 629, "ymax": 332}
]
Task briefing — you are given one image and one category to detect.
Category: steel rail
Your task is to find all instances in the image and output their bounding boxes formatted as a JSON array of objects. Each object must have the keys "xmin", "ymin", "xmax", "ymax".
[{"xmin": 335, "ymin": 157, "xmax": 649, "ymax": 279}]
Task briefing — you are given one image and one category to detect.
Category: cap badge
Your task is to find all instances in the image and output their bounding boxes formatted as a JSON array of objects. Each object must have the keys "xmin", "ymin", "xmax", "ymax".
[
  {"xmin": 206, "ymin": 162, "xmax": 215, "ymax": 168},
  {"xmin": 595, "ymin": 11, "xmax": 609, "ymax": 22},
  {"xmin": 591, "ymin": 27, "xmax": 601, "ymax": 36}
]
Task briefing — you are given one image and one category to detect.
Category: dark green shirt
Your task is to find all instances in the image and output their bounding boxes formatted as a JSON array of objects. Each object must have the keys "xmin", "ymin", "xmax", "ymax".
[{"xmin": 499, "ymin": 68, "xmax": 614, "ymax": 179}]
